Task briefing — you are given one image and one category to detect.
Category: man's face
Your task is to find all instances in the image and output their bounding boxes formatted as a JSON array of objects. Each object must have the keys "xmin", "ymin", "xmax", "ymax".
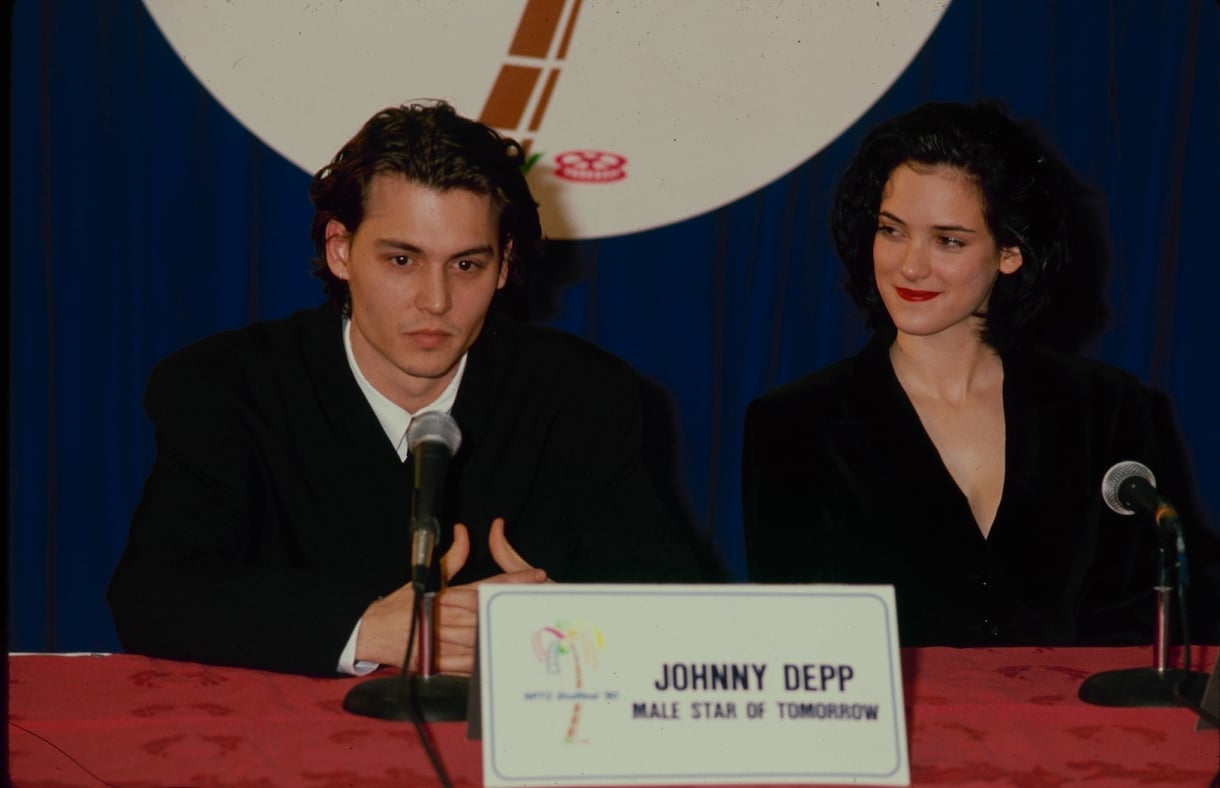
[{"xmin": 326, "ymin": 173, "xmax": 509, "ymax": 411}]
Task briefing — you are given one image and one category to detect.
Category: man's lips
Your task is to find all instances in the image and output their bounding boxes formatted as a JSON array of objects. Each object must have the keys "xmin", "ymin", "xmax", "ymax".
[
  {"xmin": 895, "ymin": 287, "xmax": 940, "ymax": 302},
  {"xmin": 405, "ymin": 329, "xmax": 452, "ymax": 348}
]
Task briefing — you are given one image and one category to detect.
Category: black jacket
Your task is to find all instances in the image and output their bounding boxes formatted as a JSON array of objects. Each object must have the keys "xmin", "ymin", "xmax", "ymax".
[
  {"xmin": 744, "ymin": 335, "xmax": 1219, "ymax": 646},
  {"xmin": 109, "ymin": 303, "xmax": 702, "ymax": 675}
]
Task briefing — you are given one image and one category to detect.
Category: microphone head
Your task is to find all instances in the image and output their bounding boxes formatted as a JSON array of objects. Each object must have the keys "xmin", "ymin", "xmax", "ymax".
[
  {"xmin": 407, "ymin": 411, "xmax": 462, "ymax": 457},
  {"xmin": 1101, "ymin": 460, "xmax": 1156, "ymax": 516}
]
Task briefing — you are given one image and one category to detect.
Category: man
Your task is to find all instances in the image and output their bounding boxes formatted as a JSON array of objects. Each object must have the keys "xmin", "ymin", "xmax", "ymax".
[{"xmin": 108, "ymin": 102, "xmax": 703, "ymax": 677}]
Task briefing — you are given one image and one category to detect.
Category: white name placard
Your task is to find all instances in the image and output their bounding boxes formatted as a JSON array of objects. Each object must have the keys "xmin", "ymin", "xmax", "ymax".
[{"xmin": 478, "ymin": 584, "xmax": 909, "ymax": 786}]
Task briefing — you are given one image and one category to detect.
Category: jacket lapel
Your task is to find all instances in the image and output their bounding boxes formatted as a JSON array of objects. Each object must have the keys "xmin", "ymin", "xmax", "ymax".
[{"xmin": 301, "ymin": 303, "xmax": 405, "ymax": 466}]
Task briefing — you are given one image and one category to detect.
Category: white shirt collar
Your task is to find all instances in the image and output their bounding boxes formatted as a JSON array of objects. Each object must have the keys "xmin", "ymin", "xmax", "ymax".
[{"xmin": 342, "ymin": 318, "xmax": 466, "ymax": 461}]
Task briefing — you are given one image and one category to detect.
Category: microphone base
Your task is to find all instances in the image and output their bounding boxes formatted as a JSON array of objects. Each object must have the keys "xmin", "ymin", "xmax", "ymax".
[
  {"xmin": 1078, "ymin": 667, "xmax": 1207, "ymax": 708},
  {"xmin": 342, "ymin": 674, "xmax": 469, "ymax": 722}
]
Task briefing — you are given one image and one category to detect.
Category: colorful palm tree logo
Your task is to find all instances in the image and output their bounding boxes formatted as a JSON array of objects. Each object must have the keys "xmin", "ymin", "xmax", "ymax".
[{"xmin": 532, "ymin": 621, "xmax": 604, "ymax": 743}]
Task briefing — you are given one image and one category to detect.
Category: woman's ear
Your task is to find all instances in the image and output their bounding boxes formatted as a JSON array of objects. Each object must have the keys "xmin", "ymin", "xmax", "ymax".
[{"xmin": 998, "ymin": 246, "xmax": 1023, "ymax": 275}]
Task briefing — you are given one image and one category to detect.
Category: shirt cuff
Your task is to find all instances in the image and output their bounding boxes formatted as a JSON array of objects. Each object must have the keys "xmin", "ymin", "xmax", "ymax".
[{"xmin": 337, "ymin": 620, "xmax": 380, "ymax": 676}]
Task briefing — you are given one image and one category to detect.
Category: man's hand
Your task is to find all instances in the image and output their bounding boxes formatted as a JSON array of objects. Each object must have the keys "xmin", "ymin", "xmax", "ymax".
[{"xmin": 354, "ymin": 518, "xmax": 547, "ymax": 674}]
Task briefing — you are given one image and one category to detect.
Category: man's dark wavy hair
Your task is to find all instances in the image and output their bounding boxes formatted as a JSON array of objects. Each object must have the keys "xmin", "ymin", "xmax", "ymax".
[
  {"xmin": 308, "ymin": 101, "xmax": 543, "ymax": 313},
  {"xmin": 830, "ymin": 100, "xmax": 1109, "ymax": 352}
]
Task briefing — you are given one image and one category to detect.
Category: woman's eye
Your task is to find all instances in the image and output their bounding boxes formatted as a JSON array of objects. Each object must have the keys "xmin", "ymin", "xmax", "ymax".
[{"xmin": 937, "ymin": 236, "xmax": 964, "ymax": 248}]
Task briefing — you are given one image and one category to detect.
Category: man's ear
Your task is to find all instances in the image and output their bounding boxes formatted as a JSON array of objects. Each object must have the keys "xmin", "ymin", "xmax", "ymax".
[
  {"xmin": 496, "ymin": 239, "xmax": 512, "ymax": 290},
  {"xmin": 999, "ymin": 245, "xmax": 1023, "ymax": 275},
  {"xmin": 324, "ymin": 219, "xmax": 353, "ymax": 281}
]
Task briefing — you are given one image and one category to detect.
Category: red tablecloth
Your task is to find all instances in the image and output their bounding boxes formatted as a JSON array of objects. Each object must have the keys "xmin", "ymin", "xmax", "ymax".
[{"xmin": 9, "ymin": 646, "xmax": 1218, "ymax": 786}]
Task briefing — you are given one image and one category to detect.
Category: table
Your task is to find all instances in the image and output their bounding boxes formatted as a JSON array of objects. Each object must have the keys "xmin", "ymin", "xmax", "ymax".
[{"xmin": 9, "ymin": 647, "xmax": 1218, "ymax": 786}]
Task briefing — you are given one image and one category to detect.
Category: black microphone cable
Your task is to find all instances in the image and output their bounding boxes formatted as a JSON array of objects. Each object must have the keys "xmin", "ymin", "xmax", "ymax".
[
  {"xmin": 398, "ymin": 598, "xmax": 454, "ymax": 788},
  {"xmin": 400, "ymin": 411, "xmax": 463, "ymax": 788}
]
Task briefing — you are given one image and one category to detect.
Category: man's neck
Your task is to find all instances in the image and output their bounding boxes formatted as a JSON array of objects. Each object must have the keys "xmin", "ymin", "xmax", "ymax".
[{"xmin": 342, "ymin": 319, "xmax": 467, "ymax": 455}]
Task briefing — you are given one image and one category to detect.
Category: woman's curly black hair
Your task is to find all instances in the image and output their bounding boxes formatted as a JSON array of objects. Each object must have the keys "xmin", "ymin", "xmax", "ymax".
[{"xmin": 830, "ymin": 100, "xmax": 1109, "ymax": 352}]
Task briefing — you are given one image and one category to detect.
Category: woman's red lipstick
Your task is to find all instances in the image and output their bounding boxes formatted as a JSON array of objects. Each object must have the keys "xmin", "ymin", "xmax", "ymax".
[{"xmin": 896, "ymin": 287, "xmax": 939, "ymax": 302}]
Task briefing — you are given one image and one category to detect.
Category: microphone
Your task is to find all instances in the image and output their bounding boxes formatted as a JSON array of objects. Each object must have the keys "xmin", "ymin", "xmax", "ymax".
[
  {"xmin": 407, "ymin": 412, "xmax": 462, "ymax": 593},
  {"xmin": 342, "ymin": 410, "xmax": 469, "ymax": 726},
  {"xmin": 1079, "ymin": 460, "xmax": 1210, "ymax": 710},
  {"xmin": 1100, "ymin": 460, "xmax": 1181, "ymax": 530}
]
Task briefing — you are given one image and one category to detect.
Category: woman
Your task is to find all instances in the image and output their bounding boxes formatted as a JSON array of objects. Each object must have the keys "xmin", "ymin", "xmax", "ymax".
[{"xmin": 743, "ymin": 101, "xmax": 1217, "ymax": 647}]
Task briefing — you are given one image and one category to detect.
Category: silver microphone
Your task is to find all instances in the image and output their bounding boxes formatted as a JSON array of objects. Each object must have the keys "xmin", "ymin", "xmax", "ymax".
[
  {"xmin": 1100, "ymin": 460, "xmax": 1157, "ymax": 517},
  {"xmin": 407, "ymin": 412, "xmax": 462, "ymax": 591}
]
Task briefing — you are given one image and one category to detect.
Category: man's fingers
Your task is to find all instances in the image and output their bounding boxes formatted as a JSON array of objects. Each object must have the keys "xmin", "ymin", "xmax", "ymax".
[
  {"xmin": 433, "ymin": 591, "xmax": 478, "ymax": 676},
  {"xmin": 435, "ymin": 648, "xmax": 476, "ymax": 676},
  {"xmin": 488, "ymin": 517, "xmax": 541, "ymax": 575},
  {"xmin": 435, "ymin": 623, "xmax": 478, "ymax": 649},
  {"xmin": 440, "ymin": 523, "xmax": 471, "ymax": 583},
  {"xmin": 436, "ymin": 586, "xmax": 479, "ymax": 617},
  {"xmin": 416, "ymin": 518, "xmax": 548, "ymax": 678},
  {"xmin": 480, "ymin": 567, "xmax": 548, "ymax": 585}
]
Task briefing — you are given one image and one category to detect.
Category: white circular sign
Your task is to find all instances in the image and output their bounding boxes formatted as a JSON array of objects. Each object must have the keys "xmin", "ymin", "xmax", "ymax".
[{"xmin": 143, "ymin": 1, "xmax": 948, "ymax": 239}]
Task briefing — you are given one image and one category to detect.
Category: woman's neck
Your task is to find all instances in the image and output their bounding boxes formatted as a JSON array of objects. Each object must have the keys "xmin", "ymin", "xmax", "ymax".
[{"xmin": 889, "ymin": 329, "xmax": 1003, "ymax": 404}]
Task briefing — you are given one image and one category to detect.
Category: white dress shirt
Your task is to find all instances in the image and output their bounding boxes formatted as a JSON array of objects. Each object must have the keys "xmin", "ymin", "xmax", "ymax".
[{"xmin": 337, "ymin": 318, "xmax": 467, "ymax": 674}]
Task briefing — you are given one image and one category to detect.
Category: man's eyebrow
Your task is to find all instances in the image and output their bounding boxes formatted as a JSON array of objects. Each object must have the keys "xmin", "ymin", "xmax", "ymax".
[
  {"xmin": 446, "ymin": 244, "xmax": 496, "ymax": 260},
  {"xmin": 372, "ymin": 239, "xmax": 496, "ymax": 259},
  {"xmin": 373, "ymin": 239, "xmax": 424, "ymax": 254}
]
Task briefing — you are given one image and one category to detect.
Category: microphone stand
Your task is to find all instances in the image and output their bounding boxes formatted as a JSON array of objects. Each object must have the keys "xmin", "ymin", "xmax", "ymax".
[
  {"xmin": 343, "ymin": 426, "xmax": 470, "ymax": 723},
  {"xmin": 341, "ymin": 588, "xmax": 471, "ymax": 722},
  {"xmin": 342, "ymin": 584, "xmax": 463, "ymax": 788},
  {"xmin": 1078, "ymin": 526, "xmax": 1208, "ymax": 707}
]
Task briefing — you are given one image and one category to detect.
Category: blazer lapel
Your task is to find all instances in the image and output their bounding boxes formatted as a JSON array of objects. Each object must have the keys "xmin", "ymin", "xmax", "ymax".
[
  {"xmin": 449, "ymin": 311, "xmax": 505, "ymax": 465},
  {"xmin": 838, "ymin": 335, "xmax": 986, "ymax": 543},
  {"xmin": 994, "ymin": 348, "xmax": 1093, "ymax": 542},
  {"xmin": 301, "ymin": 303, "xmax": 404, "ymax": 466}
]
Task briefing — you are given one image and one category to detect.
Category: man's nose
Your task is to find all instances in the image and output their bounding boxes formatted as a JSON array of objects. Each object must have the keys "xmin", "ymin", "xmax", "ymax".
[{"xmin": 416, "ymin": 267, "xmax": 451, "ymax": 314}]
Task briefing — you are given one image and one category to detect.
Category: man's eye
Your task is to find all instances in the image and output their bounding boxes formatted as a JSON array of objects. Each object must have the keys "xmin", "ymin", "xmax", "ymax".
[
  {"xmin": 937, "ymin": 236, "xmax": 964, "ymax": 248},
  {"xmin": 455, "ymin": 260, "xmax": 479, "ymax": 272},
  {"xmin": 391, "ymin": 255, "xmax": 411, "ymax": 266}
]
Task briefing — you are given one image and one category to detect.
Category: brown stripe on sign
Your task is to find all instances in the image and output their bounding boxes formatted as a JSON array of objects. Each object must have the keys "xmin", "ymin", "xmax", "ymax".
[
  {"xmin": 556, "ymin": 0, "xmax": 583, "ymax": 60},
  {"xmin": 479, "ymin": 65, "xmax": 542, "ymax": 129},
  {"xmin": 529, "ymin": 69, "xmax": 561, "ymax": 132},
  {"xmin": 509, "ymin": 0, "xmax": 567, "ymax": 58}
]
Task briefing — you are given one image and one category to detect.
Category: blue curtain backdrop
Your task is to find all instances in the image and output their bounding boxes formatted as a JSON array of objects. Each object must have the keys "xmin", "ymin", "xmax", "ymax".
[{"xmin": 10, "ymin": 0, "xmax": 1219, "ymax": 652}]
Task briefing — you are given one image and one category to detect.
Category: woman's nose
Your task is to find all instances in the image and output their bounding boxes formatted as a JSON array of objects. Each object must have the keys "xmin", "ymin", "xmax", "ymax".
[{"xmin": 900, "ymin": 244, "xmax": 930, "ymax": 281}]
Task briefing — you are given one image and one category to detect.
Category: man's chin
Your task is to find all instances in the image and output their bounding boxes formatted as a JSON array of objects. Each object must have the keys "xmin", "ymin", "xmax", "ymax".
[{"xmin": 399, "ymin": 356, "xmax": 462, "ymax": 382}]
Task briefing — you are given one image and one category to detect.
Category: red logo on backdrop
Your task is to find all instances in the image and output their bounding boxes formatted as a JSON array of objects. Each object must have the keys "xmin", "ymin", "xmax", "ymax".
[{"xmin": 554, "ymin": 150, "xmax": 627, "ymax": 183}]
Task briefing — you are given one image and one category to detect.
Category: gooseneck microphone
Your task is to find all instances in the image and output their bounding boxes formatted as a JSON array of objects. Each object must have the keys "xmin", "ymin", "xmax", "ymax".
[
  {"xmin": 344, "ymin": 410, "xmax": 469, "ymax": 733},
  {"xmin": 1100, "ymin": 460, "xmax": 1181, "ymax": 530},
  {"xmin": 407, "ymin": 412, "xmax": 462, "ymax": 593},
  {"xmin": 1080, "ymin": 460, "xmax": 1209, "ymax": 713}
]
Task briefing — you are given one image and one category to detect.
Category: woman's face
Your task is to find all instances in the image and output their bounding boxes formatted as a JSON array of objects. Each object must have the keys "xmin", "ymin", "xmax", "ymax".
[{"xmin": 873, "ymin": 162, "xmax": 1022, "ymax": 344}]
